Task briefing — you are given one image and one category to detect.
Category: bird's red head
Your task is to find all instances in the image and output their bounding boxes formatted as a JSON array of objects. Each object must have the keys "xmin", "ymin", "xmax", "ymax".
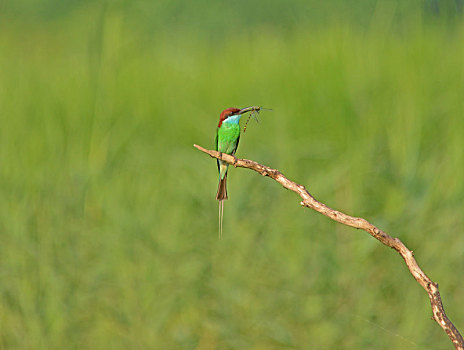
[{"xmin": 218, "ymin": 108, "xmax": 241, "ymax": 127}]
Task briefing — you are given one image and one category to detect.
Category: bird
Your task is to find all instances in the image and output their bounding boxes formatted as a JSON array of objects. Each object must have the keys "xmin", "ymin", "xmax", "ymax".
[{"xmin": 215, "ymin": 106, "xmax": 258, "ymax": 238}]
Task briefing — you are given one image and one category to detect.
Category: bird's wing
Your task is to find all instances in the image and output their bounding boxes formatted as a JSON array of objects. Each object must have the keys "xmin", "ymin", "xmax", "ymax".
[
  {"xmin": 215, "ymin": 128, "xmax": 220, "ymax": 172},
  {"xmin": 231, "ymin": 135, "xmax": 240, "ymax": 156}
]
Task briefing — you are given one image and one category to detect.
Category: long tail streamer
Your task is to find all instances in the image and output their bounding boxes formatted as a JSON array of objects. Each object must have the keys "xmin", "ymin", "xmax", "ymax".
[{"xmin": 218, "ymin": 200, "xmax": 224, "ymax": 239}]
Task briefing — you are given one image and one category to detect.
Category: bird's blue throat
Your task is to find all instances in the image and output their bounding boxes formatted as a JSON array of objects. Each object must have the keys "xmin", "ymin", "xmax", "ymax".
[{"xmin": 223, "ymin": 114, "xmax": 242, "ymax": 125}]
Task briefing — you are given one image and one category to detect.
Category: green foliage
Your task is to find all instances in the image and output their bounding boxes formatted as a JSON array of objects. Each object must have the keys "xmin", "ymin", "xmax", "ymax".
[{"xmin": 0, "ymin": 2, "xmax": 463, "ymax": 349}]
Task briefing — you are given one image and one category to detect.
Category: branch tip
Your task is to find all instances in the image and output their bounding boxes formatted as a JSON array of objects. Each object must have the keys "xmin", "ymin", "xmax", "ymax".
[{"xmin": 192, "ymin": 144, "xmax": 464, "ymax": 349}]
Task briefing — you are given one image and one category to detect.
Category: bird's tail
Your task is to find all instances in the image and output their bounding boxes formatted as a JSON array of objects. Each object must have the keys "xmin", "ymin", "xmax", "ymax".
[
  {"xmin": 216, "ymin": 172, "xmax": 228, "ymax": 239},
  {"xmin": 216, "ymin": 173, "xmax": 228, "ymax": 201}
]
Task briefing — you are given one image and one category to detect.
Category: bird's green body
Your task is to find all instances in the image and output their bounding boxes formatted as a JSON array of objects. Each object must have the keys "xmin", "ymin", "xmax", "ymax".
[
  {"xmin": 216, "ymin": 119, "xmax": 240, "ymax": 180},
  {"xmin": 217, "ymin": 120, "xmax": 240, "ymax": 154}
]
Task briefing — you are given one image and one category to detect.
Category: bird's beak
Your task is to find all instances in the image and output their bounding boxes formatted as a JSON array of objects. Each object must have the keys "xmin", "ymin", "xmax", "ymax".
[{"xmin": 236, "ymin": 106, "xmax": 259, "ymax": 115}]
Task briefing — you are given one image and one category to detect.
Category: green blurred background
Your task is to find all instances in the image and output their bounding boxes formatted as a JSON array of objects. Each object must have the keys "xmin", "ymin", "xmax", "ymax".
[{"xmin": 1, "ymin": 0, "xmax": 463, "ymax": 349}]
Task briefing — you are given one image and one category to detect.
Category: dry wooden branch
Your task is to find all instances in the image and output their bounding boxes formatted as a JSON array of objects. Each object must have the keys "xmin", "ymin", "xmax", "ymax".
[{"xmin": 194, "ymin": 144, "xmax": 464, "ymax": 350}]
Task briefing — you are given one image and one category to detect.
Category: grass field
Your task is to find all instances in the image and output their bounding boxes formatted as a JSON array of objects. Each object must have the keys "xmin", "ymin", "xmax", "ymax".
[{"xmin": 0, "ymin": 2, "xmax": 463, "ymax": 349}]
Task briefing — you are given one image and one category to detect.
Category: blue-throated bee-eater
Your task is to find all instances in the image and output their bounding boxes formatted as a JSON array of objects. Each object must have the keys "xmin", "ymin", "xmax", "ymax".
[{"xmin": 215, "ymin": 106, "xmax": 261, "ymax": 237}]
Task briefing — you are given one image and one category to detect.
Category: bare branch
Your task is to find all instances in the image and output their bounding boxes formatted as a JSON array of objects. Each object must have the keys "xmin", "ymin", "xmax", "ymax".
[{"xmin": 194, "ymin": 144, "xmax": 464, "ymax": 349}]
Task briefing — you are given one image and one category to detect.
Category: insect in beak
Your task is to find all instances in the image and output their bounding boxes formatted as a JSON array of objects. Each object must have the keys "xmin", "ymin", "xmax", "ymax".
[{"xmin": 240, "ymin": 106, "xmax": 272, "ymax": 132}]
